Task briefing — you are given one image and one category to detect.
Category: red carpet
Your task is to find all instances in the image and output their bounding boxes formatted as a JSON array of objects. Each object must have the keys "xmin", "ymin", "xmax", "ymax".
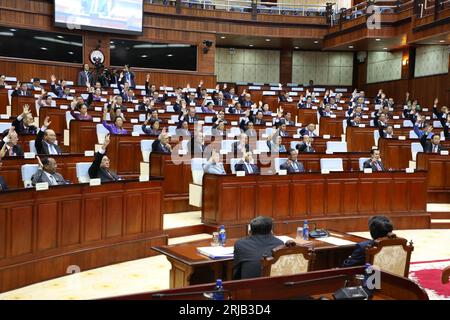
[{"xmin": 409, "ymin": 259, "xmax": 450, "ymax": 300}]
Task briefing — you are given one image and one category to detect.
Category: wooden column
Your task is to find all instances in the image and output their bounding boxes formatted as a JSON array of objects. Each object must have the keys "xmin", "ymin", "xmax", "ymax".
[{"xmin": 280, "ymin": 48, "xmax": 293, "ymax": 84}]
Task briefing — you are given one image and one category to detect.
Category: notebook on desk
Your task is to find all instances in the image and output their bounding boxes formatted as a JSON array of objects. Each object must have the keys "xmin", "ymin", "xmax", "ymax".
[{"xmin": 197, "ymin": 246, "xmax": 234, "ymax": 259}]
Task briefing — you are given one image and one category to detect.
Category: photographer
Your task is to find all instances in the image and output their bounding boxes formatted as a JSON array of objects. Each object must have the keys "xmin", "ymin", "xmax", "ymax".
[{"xmin": 78, "ymin": 64, "xmax": 93, "ymax": 86}]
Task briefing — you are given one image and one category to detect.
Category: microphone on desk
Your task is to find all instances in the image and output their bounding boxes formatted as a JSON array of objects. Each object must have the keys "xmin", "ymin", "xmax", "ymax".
[{"xmin": 152, "ymin": 289, "xmax": 232, "ymax": 299}]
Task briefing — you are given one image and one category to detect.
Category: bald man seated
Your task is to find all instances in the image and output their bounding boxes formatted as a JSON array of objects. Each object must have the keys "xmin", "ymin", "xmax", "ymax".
[{"xmin": 35, "ymin": 116, "xmax": 62, "ymax": 155}]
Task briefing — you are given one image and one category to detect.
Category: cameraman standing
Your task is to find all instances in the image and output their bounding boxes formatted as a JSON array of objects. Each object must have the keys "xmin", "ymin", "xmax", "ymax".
[{"xmin": 78, "ymin": 64, "xmax": 93, "ymax": 86}]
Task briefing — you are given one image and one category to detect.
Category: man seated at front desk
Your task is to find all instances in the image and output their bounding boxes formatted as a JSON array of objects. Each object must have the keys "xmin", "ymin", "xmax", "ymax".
[
  {"xmin": 36, "ymin": 117, "xmax": 62, "ymax": 155},
  {"xmin": 233, "ymin": 216, "xmax": 284, "ymax": 280},
  {"xmin": 379, "ymin": 125, "xmax": 395, "ymax": 139},
  {"xmin": 31, "ymin": 156, "xmax": 68, "ymax": 186},
  {"xmin": 88, "ymin": 134, "xmax": 121, "ymax": 182},
  {"xmin": 363, "ymin": 149, "xmax": 385, "ymax": 172},
  {"xmin": 12, "ymin": 105, "xmax": 38, "ymax": 135},
  {"xmin": 299, "ymin": 123, "xmax": 318, "ymax": 137},
  {"xmin": 235, "ymin": 152, "xmax": 260, "ymax": 175},
  {"xmin": 342, "ymin": 215, "xmax": 394, "ymax": 267},
  {"xmin": 152, "ymin": 129, "xmax": 173, "ymax": 154},
  {"xmin": 420, "ymin": 132, "xmax": 446, "ymax": 153},
  {"xmin": 280, "ymin": 149, "xmax": 305, "ymax": 174},
  {"xmin": 203, "ymin": 149, "xmax": 226, "ymax": 175}
]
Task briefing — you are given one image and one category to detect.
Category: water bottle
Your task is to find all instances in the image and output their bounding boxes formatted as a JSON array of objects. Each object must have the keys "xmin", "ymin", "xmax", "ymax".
[
  {"xmin": 218, "ymin": 225, "xmax": 226, "ymax": 247},
  {"xmin": 296, "ymin": 226, "xmax": 303, "ymax": 240},
  {"xmin": 212, "ymin": 279, "xmax": 224, "ymax": 300},
  {"xmin": 362, "ymin": 263, "xmax": 374, "ymax": 298},
  {"xmin": 302, "ymin": 220, "xmax": 309, "ymax": 240}
]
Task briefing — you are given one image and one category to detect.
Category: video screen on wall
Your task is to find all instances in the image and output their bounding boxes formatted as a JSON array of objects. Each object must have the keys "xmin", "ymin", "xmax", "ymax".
[{"xmin": 54, "ymin": 0, "xmax": 143, "ymax": 35}]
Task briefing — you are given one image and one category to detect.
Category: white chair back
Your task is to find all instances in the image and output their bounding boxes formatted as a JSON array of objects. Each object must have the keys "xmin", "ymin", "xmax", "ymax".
[
  {"xmin": 29, "ymin": 140, "xmax": 37, "ymax": 154},
  {"xmin": 374, "ymin": 130, "xmax": 380, "ymax": 146},
  {"xmin": 96, "ymin": 124, "xmax": 110, "ymax": 144},
  {"xmin": 411, "ymin": 142, "xmax": 423, "ymax": 161},
  {"xmin": 230, "ymin": 158, "xmax": 241, "ymax": 174},
  {"xmin": 326, "ymin": 141, "xmax": 347, "ymax": 153},
  {"xmin": 65, "ymin": 111, "xmax": 75, "ymax": 129},
  {"xmin": 141, "ymin": 139, "xmax": 155, "ymax": 162},
  {"xmin": 203, "ymin": 126, "xmax": 212, "ymax": 136},
  {"xmin": 274, "ymin": 158, "xmax": 288, "ymax": 173},
  {"xmin": 403, "ymin": 120, "xmax": 413, "ymax": 127},
  {"xmin": 256, "ymin": 140, "xmax": 270, "ymax": 152},
  {"xmin": 138, "ymin": 114, "xmax": 146, "ymax": 122},
  {"xmin": 191, "ymin": 158, "xmax": 207, "ymax": 185},
  {"xmin": 359, "ymin": 157, "xmax": 370, "ymax": 171},
  {"xmin": 133, "ymin": 125, "xmax": 145, "ymax": 135},
  {"xmin": 76, "ymin": 162, "xmax": 91, "ymax": 183},
  {"xmin": 342, "ymin": 119, "xmax": 348, "ymax": 134},
  {"xmin": 168, "ymin": 126, "xmax": 177, "ymax": 136},
  {"xmin": 290, "ymin": 141, "xmax": 301, "ymax": 150},
  {"xmin": 320, "ymin": 158, "xmax": 344, "ymax": 172},
  {"xmin": 21, "ymin": 164, "xmax": 39, "ymax": 188},
  {"xmin": 170, "ymin": 115, "xmax": 179, "ymax": 123},
  {"xmin": 433, "ymin": 120, "xmax": 443, "ymax": 128},
  {"xmin": 409, "ymin": 130, "xmax": 418, "ymax": 139},
  {"xmin": 166, "ymin": 105, "xmax": 175, "ymax": 113},
  {"xmin": 204, "ymin": 116, "xmax": 213, "ymax": 124},
  {"xmin": 221, "ymin": 140, "xmax": 238, "ymax": 153}
]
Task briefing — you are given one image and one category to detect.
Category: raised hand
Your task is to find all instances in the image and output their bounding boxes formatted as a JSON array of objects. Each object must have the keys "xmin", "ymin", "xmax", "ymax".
[
  {"xmin": 50, "ymin": 75, "xmax": 57, "ymax": 83},
  {"xmin": 7, "ymin": 126, "xmax": 15, "ymax": 138},
  {"xmin": 186, "ymin": 83, "xmax": 190, "ymax": 89},
  {"xmin": 43, "ymin": 116, "xmax": 51, "ymax": 127},
  {"xmin": 434, "ymin": 98, "xmax": 438, "ymax": 105},
  {"xmin": 223, "ymin": 83, "xmax": 227, "ymax": 89},
  {"xmin": 15, "ymin": 81, "xmax": 21, "ymax": 89},
  {"xmin": 22, "ymin": 104, "xmax": 30, "ymax": 115},
  {"xmin": 103, "ymin": 133, "xmax": 111, "ymax": 148},
  {"xmin": 36, "ymin": 155, "xmax": 43, "ymax": 168},
  {"xmin": 199, "ymin": 80, "xmax": 204, "ymax": 87},
  {"xmin": 146, "ymin": 74, "xmax": 150, "ymax": 82}
]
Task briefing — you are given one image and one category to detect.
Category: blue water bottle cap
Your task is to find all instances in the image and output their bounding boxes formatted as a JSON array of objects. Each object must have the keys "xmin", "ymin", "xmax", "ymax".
[
  {"xmin": 216, "ymin": 279, "xmax": 222, "ymax": 286},
  {"xmin": 304, "ymin": 220, "xmax": 308, "ymax": 224},
  {"xmin": 220, "ymin": 225, "xmax": 224, "ymax": 229}
]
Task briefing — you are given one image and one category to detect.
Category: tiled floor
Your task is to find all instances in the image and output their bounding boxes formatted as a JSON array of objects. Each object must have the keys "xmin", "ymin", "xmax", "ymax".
[{"xmin": 1, "ymin": 205, "xmax": 449, "ymax": 300}]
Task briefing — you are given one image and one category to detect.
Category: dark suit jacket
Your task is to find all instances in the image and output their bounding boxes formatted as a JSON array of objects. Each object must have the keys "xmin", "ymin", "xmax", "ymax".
[
  {"xmin": 152, "ymin": 140, "xmax": 171, "ymax": 154},
  {"xmin": 342, "ymin": 240, "xmax": 374, "ymax": 267},
  {"xmin": 363, "ymin": 159, "xmax": 385, "ymax": 172},
  {"xmin": 35, "ymin": 130, "xmax": 62, "ymax": 155},
  {"xmin": 0, "ymin": 141, "xmax": 24, "ymax": 157},
  {"xmin": 78, "ymin": 70, "xmax": 93, "ymax": 86},
  {"xmin": 296, "ymin": 142, "xmax": 315, "ymax": 153},
  {"xmin": 88, "ymin": 151, "xmax": 120, "ymax": 183},
  {"xmin": 233, "ymin": 234, "xmax": 284, "ymax": 280},
  {"xmin": 121, "ymin": 71, "xmax": 136, "ymax": 88},
  {"xmin": 31, "ymin": 169, "xmax": 67, "ymax": 186},
  {"xmin": 280, "ymin": 160, "xmax": 305, "ymax": 174},
  {"xmin": 187, "ymin": 140, "xmax": 205, "ymax": 155},
  {"xmin": 235, "ymin": 161, "xmax": 260, "ymax": 175},
  {"xmin": 299, "ymin": 128, "xmax": 317, "ymax": 137},
  {"xmin": 232, "ymin": 142, "xmax": 250, "ymax": 154},
  {"xmin": 420, "ymin": 134, "xmax": 444, "ymax": 153},
  {"xmin": 0, "ymin": 176, "xmax": 8, "ymax": 191},
  {"xmin": 11, "ymin": 118, "xmax": 37, "ymax": 135},
  {"xmin": 11, "ymin": 89, "xmax": 32, "ymax": 97}
]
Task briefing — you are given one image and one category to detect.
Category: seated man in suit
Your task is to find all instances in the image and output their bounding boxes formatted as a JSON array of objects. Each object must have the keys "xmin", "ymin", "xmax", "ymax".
[
  {"xmin": 233, "ymin": 216, "xmax": 284, "ymax": 280},
  {"xmin": 296, "ymin": 135, "xmax": 315, "ymax": 153},
  {"xmin": 280, "ymin": 149, "xmax": 305, "ymax": 174},
  {"xmin": 203, "ymin": 149, "xmax": 226, "ymax": 175},
  {"xmin": 298, "ymin": 96, "xmax": 314, "ymax": 109},
  {"xmin": 299, "ymin": 123, "xmax": 318, "ymax": 137},
  {"xmin": 420, "ymin": 131, "xmax": 445, "ymax": 153},
  {"xmin": 88, "ymin": 134, "xmax": 121, "ymax": 182},
  {"xmin": 152, "ymin": 129, "xmax": 173, "ymax": 154},
  {"xmin": 379, "ymin": 125, "xmax": 395, "ymax": 139},
  {"xmin": 11, "ymin": 81, "xmax": 32, "ymax": 97},
  {"xmin": 267, "ymin": 134, "xmax": 286, "ymax": 153},
  {"xmin": 0, "ymin": 126, "xmax": 24, "ymax": 157},
  {"xmin": 251, "ymin": 110, "xmax": 266, "ymax": 126},
  {"xmin": 31, "ymin": 156, "xmax": 68, "ymax": 186},
  {"xmin": 347, "ymin": 115, "xmax": 362, "ymax": 127},
  {"xmin": 187, "ymin": 132, "xmax": 206, "ymax": 157},
  {"xmin": 363, "ymin": 149, "xmax": 385, "ymax": 172},
  {"xmin": 232, "ymin": 133, "xmax": 250, "ymax": 155},
  {"xmin": 12, "ymin": 104, "xmax": 38, "ymax": 135},
  {"xmin": 179, "ymin": 107, "xmax": 199, "ymax": 124},
  {"xmin": 342, "ymin": 216, "xmax": 394, "ymax": 267},
  {"xmin": 0, "ymin": 155, "xmax": 8, "ymax": 191},
  {"xmin": 235, "ymin": 151, "xmax": 260, "ymax": 175},
  {"xmin": 35, "ymin": 117, "xmax": 62, "ymax": 155}
]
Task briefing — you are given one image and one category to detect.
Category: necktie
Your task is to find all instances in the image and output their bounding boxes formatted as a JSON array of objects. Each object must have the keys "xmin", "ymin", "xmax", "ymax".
[
  {"xmin": 247, "ymin": 163, "xmax": 253, "ymax": 174},
  {"xmin": 49, "ymin": 143, "xmax": 57, "ymax": 155},
  {"xmin": 375, "ymin": 161, "xmax": 382, "ymax": 171},
  {"xmin": 9, "ymin": 146, "xmax": 13, "ymax": 156},
  {"xmin": 433, "ymin": 145, "xmax": 438, "ymax": 153},
  {"xmin": 49, "ymin": 174, "xmax": 57, "ymax": 186},
  {"xmin": 293, "ymin": 162, "xmax": 298, "ymax": 172}
]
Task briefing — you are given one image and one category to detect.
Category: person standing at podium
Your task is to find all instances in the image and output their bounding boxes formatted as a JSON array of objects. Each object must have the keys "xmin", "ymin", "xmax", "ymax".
[{"xmin": 233, "ymin": 216, "xmax": 283, "ymax": 280}]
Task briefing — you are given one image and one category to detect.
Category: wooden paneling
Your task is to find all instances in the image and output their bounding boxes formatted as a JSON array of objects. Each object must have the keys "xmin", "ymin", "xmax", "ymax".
[
  {"xmin": 0, "ymin": 180, "xmax": 165, "ymax": 293},
  {"xmin": 417, "ymin": 153, "xmax": 450, "ymax": 203}
]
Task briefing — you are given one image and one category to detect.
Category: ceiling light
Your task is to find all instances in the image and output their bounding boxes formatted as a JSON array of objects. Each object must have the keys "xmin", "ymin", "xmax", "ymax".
[
  {"xmin": 375, "ymin": 38, "xmax": 381, "ymax": 41},
  {"xmin": 314, "ymin": 41, "xmax": 319, "ymax": 44},
  {"xmin": 167, "ymin": 54, "xmax": 173, "ymax": 57},
  {"xmin": 348, "ymin": 45, "xmax": 354, "ymax": 49},
  {"xmin": 141, "ymin": 55, "xmax": 148, "ymax": 58},
  {"xmin": 9, "ymin": 29, "xmax": 16, "ymax": 32},
  {"xmin": 265, "ymin": 39, "xmax": 271, "ymax": 42},
  {"xmin": 439, "ymin": 40, "xmax": 445, "ymax": 43},
  {"xmin": 294, "ymin": 46, "xmax": 299, "ymax": 49},
  {"xmin": 249, "ymin": 44, "xmax": 254, "ymax": 47},
  {"xmin": 57, "ymin": 35, "xmax": 64, "ymax": 39},
  {"xmin": 220, "ymin": 36, "xmax": 226, "ymax": 39},
  {"xmin": 40, "ymin": 47, "xmax": 48, "ymax": 50},
  {"xmin": 68, "ymin": 51, "xmax": 74, "ymax": 55}
]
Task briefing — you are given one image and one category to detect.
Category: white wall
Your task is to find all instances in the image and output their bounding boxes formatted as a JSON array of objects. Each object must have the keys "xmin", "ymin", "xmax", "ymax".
[
  {"xmin": 292, "ymin": 51, "xmax": 353, "ymax": 85},
  {"xmin": 366, "ymin": 51, "xmax": 402, "ymax": 84},
  {"xmin": 414, "ymin": 45, "xmax": 449, "ymax": 78},
  {"xmin": 215, "ymin": 48, "xmax": 280, "ymax": 83}
]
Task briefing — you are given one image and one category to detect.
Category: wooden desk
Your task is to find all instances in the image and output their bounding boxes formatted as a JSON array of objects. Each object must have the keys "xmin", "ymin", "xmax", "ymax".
[
  {"xmin": 202, "ymin": 172, "xmax": 429, "ymax": 237},
  {"xmin": 0, "ymin": 179, "xmax": 166, "ymax": 293},
  {"xmin": 0, "ymin": 89, "xmax": 9, "ymax": 114},
  {"xmin": 379, "ymin": 137, "xmax": 450, "ymax": 169},
  {"xmin": 1, "ymin": 153, "xmax": 94, "ymax": 189},
  {"xmin": 416, "ymin": 153, "xmax": 450, "ymax": 203},
  {"xmin": 152, "ymin": 230, "xmax": 368, "ymax": 289},
  {"xmin": 108, "ymin": 266, "xmax": 428, "ymax": 300}
]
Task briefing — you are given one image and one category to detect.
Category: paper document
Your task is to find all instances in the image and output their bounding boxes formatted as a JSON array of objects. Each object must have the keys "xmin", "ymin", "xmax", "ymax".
[
  {"xmin": 275, "ymin": 236, "xmax": 296, "ymax": 244},
  {"xmin": 197, "ymin": 246, "xmax": 234, "ymax": 259},
  {"xmin": 316, "ymin": 236, "xmax": 356, "ymax": 246}
]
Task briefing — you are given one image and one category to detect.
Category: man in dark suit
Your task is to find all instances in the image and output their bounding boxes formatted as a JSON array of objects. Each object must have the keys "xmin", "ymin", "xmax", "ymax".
[
  {"xmin": 187, "ymin": 132, "xmax": 206, "ymax": 156},
  {"xmin": 421, "ymin": 132, "xmax": 445, "ymax": 153},
  {"xmin": 251, "ymin": 110, "xmax": 266, "ymax": 126},
  {"xmin": 232, "ymin": 133, "xmax": 250, "ymax": 156},
  {"xmin": 0, "ymin": 127, "xmax": 24, "ymax": 157},
  {"xmin": 152, "ymin": 130, "xmax": 173, "ymax": 154},
  {"xmin": 78, "ymin": 64, "xmax": 93, "ymax": 86},
  {"xmin": 213, "ymin": 91, "xmax": 227, "ymax": 107},
  {"xmin": 296, "ymin": 135, "xmax": 315, "ymax": 153},
  {"xmin": 299, "ymin": 123, "xmax": 318, "ymax": 137},
  {"xmin": 35, "ymin": 117, "xmax": 62, "ymax": 155},
  {"xmin": 31, "ymin": 156, "xmax": 68, "ymax": 186},
  {"xmin": 11, "ymin": 105, "xmax": 37, "ymax": 135},
  {"xmin": 233, "ymin": 216, "xmax": 284, "ymax": 280},
  {"xmin": 239, "ymin": 91, "xmax": 254, "ymax": 108},
  {"xmin": 179, "ymin": 107, "xmax": 199, "ymax": 124},
  {"xmin": 88, "ymin": 134, "xmax": 121, "ymax": 183},
  {"xmin": 342, "ymin": 216, "xmax": 394, "ymax": 267},
  {"xmin": 347, "ymin": 115, "xmax": 362, "ymax": 127},
  {"xmin": 363, "ymin": 149, "xmax": 385, "ymax": 172},
  {"xmin": 378, "ymin": 125, "xmax": 395, "ymax": 139},
  {"xmin": 235, "ymin": 152, "xmax": 260, "ymax": 175},
  {"xmin": 280, "ymin": 149, "xmax": 305, "ymax": 174},
  {"xmin": 11, "ymin": 82, "xmax": 32, "ymax": 97},
  {"xmin": 121, "ymin": 65, "xmax": 135, "ymax": 88}
]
